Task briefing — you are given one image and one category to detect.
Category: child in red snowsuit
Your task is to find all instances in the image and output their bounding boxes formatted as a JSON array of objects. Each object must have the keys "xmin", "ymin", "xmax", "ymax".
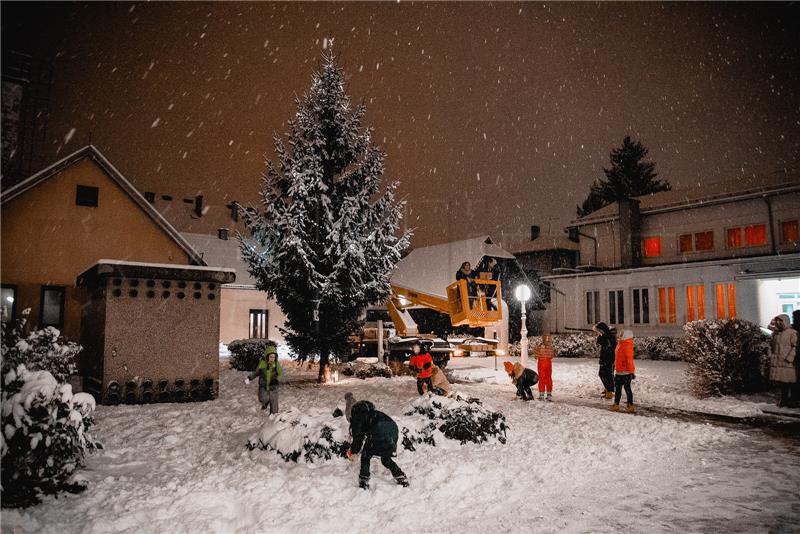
[
  {"xmin": 408, "ymin": 341, "xmax": 434, "ymax": 395},
  {"xmin": 535, "ymin": 334, "xmax": 555, "ymax": 401}
]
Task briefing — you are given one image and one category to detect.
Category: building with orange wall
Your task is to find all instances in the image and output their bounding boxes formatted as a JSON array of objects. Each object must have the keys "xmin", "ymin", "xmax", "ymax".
[{"xmin": 1, "ymin": 145, "xmax": 205, "ymax": 341}]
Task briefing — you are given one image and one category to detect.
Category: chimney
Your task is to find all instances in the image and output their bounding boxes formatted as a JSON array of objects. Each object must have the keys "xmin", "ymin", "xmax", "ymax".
[
  {"xmin": 530, "ymin": 225, "xmax": 541, "ymax": 241},
  {"xmin": 194, "ymin": 195, "xmax": 204, "ymax": 218},
  {"xmin": 217, "ymin": 228, "xmax": 229, "ymax": 240},
  {"xmin": 618, "ymin": 198, "xmax": 642, "ymax": 268}
]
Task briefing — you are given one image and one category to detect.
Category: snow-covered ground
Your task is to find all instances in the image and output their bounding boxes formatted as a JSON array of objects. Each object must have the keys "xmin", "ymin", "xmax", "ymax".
[{"xmin": 3, "ymin": 359, "xmax": 799, "ymax": 534}]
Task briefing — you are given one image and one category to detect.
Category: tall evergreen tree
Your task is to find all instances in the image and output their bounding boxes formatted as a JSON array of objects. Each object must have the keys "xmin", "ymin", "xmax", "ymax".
[
  {"xmin": 240, "ymin": 51, "xmax": 411, "ymax": 382},
  {"xmin": 577, "ymin": 136, "xmax": 670, "ymax": 217}
]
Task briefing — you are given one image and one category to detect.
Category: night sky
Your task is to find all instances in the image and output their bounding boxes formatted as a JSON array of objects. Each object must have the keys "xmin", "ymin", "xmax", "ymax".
[{"xmin": 3, "ymin": 2, "xmax": 799, "ymax": 248}]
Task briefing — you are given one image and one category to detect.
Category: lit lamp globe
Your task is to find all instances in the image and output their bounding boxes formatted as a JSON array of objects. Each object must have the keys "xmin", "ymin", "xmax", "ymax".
[{"xmin": 515, "ymin": 285, "xmax": 532, "ymax": 303}]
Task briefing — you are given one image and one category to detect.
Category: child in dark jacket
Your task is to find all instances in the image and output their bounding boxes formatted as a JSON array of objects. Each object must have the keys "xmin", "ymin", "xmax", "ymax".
[
  {"xmin": 503, "ymin": 361, "xmax": 538, "ymax": 401},
  {"xmin": 347, "ymin": 400, "xmax": 409, "ymax": 489},
  {"xmin": 593, "ymin": 322, "xmax": 617, "ymax": 399}
]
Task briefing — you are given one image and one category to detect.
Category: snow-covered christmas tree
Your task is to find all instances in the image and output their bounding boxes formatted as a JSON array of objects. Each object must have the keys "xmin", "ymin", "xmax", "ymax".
[{"xmin": 240, "ymin": 49, "xmax": 410, "ymax": 382}]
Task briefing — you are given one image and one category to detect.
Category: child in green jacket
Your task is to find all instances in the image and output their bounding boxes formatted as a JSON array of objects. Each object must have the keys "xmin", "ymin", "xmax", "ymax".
[{"xmin": 245, "ymin": 345, "xmax": 283, "ymax": 413}]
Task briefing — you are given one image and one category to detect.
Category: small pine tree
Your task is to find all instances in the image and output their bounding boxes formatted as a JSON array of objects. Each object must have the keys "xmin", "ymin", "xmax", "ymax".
[
  {"xmin": 240, "ymin": 50, "xmax": 410, "ymax": 382},
  {"xmin": 577, "ymin": 136, "xmax": 671, "ymax": 217}
]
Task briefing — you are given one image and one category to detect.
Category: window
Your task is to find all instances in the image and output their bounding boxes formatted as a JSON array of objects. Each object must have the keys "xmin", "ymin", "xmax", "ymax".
[
  {"xmin": 40, "ymin": 286, "xmax": 65, "ymax": 328},
  {"xmin": 678, "ymin": 231, "xmax": 714, "ymax": 253},
  {"xmin": 727, "ymin": 224, "xmax": 768, "ymax": 249},
  {"xmin": 781, "ymin": 220, "xmax": 799, "ymax": 244},
  {"xmin": 608, "ymin": 290, "xmax": 624, "ymax": 324},
  {"xmin": 658, "ymin": 287, "xmax": 676, "ymax": 324},
  {"xmin": 686, "ymin": 285, "xmax": 706, "ymax": 322},
  {"xmin": 75, "ymin": 185, "xmax": 99, "ymax": 207},
  {"xmin": 715, "ymin": 283, "xmax": 737, "ymax": 319},
  {"xmin": 679, "ymin": 234, "xmax": 694, "ymax": 254},
  {"xmin": 249, "ymin": 309, "xmax": 268, "ymax": 339},
  {"xmin": 1, "ymin": 285, "xmax": 17, "ymax": 324},
  {"xmin": 144, "ymin": 191, "xmax": 156, "ymax": 204},
  {"xmin": 632, "ymin": 288, "xmax": 650, "ymax": 324},
  {"xmin": 642, "ymin": 237, "xmax": 662, "ymax": 258},
  {"xmin": 585, "ymin": 291, "xmax": 600, "ymax": 325}
]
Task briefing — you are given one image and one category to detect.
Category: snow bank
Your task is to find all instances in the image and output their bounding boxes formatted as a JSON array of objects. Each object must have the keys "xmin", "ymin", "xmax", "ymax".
[{"xmin": 246, "ymin": 407, "xmax": 350, "ymax": 462}]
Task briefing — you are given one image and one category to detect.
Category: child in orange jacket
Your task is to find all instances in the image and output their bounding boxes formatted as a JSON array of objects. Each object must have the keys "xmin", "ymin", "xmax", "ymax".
[
  {"xmin": 535, "ymin": 333, "xmax": 555, "ymax": 401},
  {"xmin": 408, "ymin": 341, "xmax": 434, "ymax": 395},
  {"xmin": 612, "ymin": 329, "xmax": 636, "ymax": 413}
]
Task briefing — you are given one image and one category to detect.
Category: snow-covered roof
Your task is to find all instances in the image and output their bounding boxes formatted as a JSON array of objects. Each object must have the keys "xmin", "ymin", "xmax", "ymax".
[
  {"xmin": 77, "ymin": 259, "xmax": 236, "ymax": 287},
  {"xmin": 573, "ymin": 168, "xmax": 800, "ymax": 225},
  {"xmin": 181, "ymin": 232, "xmax": 258, "ymax": 287},
  {"xmin": 0, "ymin": 145, "xmax": 206, "ymax": 265},
  {"xmin": 390, "ymin": 235, "xmax": 515, "ymax": 299},
  {"xmin": 510, "ymin": 235, "xmax": 580, "ymax": 254}
]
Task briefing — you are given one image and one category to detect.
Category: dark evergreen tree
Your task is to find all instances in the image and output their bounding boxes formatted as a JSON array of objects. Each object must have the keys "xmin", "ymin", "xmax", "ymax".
[
  {"xmin": 577, "ymin": 136, "xmax": 670, "ymax": 217},
  {"xmin": 240, "ymin": 51, "xmax": 410, "ymax": 382}
]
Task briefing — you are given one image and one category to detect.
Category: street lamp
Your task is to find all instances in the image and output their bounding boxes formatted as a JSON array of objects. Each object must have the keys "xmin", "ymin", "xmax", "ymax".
[{"xmin": 515, "ymin": 285, "xmax": 532, "ymax": 367}]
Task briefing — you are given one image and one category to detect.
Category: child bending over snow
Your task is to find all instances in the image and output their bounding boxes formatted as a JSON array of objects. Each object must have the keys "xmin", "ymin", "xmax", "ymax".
[
  {"xmin": 347, "ymin": 400, "xmax": 409, "ymax": 490},
  {"xmin": 503, "ymin": 361, "xmax": 538, "ymax": 401}
]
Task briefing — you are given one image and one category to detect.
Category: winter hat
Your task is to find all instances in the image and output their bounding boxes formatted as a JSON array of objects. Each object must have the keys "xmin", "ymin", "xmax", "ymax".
[
  {"xmin": 344, "ymin": 392, "xmax": 354, "ymax": 402},
  {"xmin": 264, "ymin": 344, "xmax": 278, "ymax": 355},
  {"xmin": 620, "ymin": 330, "xmax": 634, "ymax": 341},
  {"xmin": 503, "ymin": 361, "xmax": 514, "ymax": 374}
]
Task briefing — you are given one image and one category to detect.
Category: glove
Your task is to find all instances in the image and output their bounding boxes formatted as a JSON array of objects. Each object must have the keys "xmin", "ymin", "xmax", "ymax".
[
  {"xmin": 346, "ymin": 449, "xmax": 354, "ymax": 460},
  {"xmin": 244, "ymin": 378, "xmax": 250, "ymax": 385}
]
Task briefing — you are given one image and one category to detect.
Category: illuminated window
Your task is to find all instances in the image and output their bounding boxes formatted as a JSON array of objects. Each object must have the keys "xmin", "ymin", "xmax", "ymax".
[
  {"xmin": 686, "ymin": 285, "xmax": 705, "ymax": 322},
  {"xmin": 744, "ymin": 224, "xmax": 767, "ymax": 246},
  {"xmin": 781, "ymin": 220, "xmax": 799, "ymax": 244},
  {"xmin": 608, "ymin": 290, "xmax": 624, "ymax": 324},
  {"xmin": 658, "ymin": 287, "xmax": 676, "ymax": 324},
  {"xmin": 1, "ymin": 285, "xmax": 16, "ymax": 324},
  {"xmin": 715, "ymin": 283, "xmax": 737, "ymax": 319},
  {"xmin": 632, "ymin": 288, "xmax": 650, "ymax": 324},
  {"xmin": 727, "ymin": 228, "xmax": 742, "ymax": 249},
  {"xmin": 585, "ymin": 291, "xmax": 600, "ymax": 325},
  {"xmin": 642, "ymin": 237, "xmax": 662, "ymax": 258},
  {"xmin": 249, "ymin": 309, "xmax": 268, "ymax": 339}
]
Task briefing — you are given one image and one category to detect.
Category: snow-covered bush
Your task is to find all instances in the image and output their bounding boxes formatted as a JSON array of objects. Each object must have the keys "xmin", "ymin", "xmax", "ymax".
[
  {"xmin": 227, "ymin": 339, "xmax": 276, "ymax": 371},
  {"xmin": 1, "ymin": 365, "xmax": 101, "ymax": 507},
  {"xmin": 403, "ymin": 394, "xmax": 507, "ymax": 447},
  {"xmin": 1, "ymin": 311, "xmax": 81, "ymax": 383},
  {"xmin": 247, "ymin": 395, "xmax": 507, "ymax": 463},
  {"xmin": 680, "ymin": 319, "xmax": 769, "ymax": 398},
  {"xmin": 635, "ymin": 336, "xmax": 681, "ymax": 361},
  {"xmin": 341, "ymin": 359, "xmax": 393, "ymax": 379},
  {"xmin": 510, "ymin": 333, "xmax": 598, "ymax": 358}
]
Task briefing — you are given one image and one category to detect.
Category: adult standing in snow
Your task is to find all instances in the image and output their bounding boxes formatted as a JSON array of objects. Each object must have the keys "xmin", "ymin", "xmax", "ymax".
[
  {"xmin": 429, "ymin": 364, "xmax": 451, "ymax": 396},
  {"xmin": 408, "ymin": 341, "xmax": 434, "ymax": 395},
  {"xmin": 611, "ymin": 330, "xmax": 635, "ymax": 413},
  {"xmin": 347, "ymin": 400, "xmax": 409, "ymax": 489},
  {"xmin": 535, "ymin": 334, "xmax": 555, "ymax": 401},
  {"xmin": 503, "ymin": 361, "xmax": 538, "ymax": 401},
  {"xmin": 244, "ymin": 345, "xmax": 283, "ymax": 413},
  {"xmin": 593, "ymin": 322, "xmax": 617, "ymax": 399},
  {"xmin": 768, "ymin": 314, "xmax": 797, "ymax": 407}
]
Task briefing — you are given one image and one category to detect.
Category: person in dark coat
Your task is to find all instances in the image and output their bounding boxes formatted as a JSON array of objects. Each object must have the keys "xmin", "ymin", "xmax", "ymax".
[
  {"xmin": 483, "ymin": 258, "xmax": 502, "ymax": 311},
  {"xmin": 456, "ymin": 261, "xmax": 477, "ymax": 304},
  {"xmin": 347, "ymin": 400, "xmax": 409, "ymax": 489},
  {"xmin": 504, "ymin": 361, "xmax": 538, "ymax": 401},
  {"xmin": 593, "ymin": 322, "xmax": 617, "ymax": 399}
]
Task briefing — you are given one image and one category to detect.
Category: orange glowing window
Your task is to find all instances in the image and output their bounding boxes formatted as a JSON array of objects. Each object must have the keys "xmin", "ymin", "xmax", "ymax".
[
  {"xmin": 686, "ymin": 285, "xmax": 705, "ymax": 322},
  {"xmin": 643, "ymin": 237, "xmax": 662, "ymax": 258},
  {"xmin": 727, "ymin": 228, "xmax": 742, "ymax": 249},
  {"xmin": 782, "ymin": 220, "xmax": 799, "ymax": 244},
  {"xmin": 694, "ymin": 231, "xmax": 714, "ymax": 251},
  {"xmin": 679, "ymin": 234, "xmax": 693, "ymax": 253},
  {"xmin": 744, "ymin": 224, "xmax": 767, "ymax": 246},
  {"xmin": 715, "ymin": 283, "xmax": 737, "ymax": 319},
  {"xmin": 658, "ymin": 287, "xmax": 676, "ymax": 324}
]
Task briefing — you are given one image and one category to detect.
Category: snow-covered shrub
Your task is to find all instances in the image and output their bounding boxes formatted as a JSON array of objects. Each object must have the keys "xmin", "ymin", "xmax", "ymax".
[
  {"xmin": 246, "ymin": 408, "xmax": 350, "ymax": 462},
  {"xmin": 635, "ymin": 336, "xmax": 681, "ymax": 361},
  {"xmin": 404, "ymin": 394, "xmax": 508, "ymax": 446},
  {"xmin": 1, "ymin": 311, "xmax": 81, "ymax": 383},
  {"xmin": 510, "ymin": 333, "xmax": 598, "ymax": 358},
  {"xmin": 227, "ymin": 339, "xmax": 276, "ymax": 371},
  {"xmin": 1, "ymin": 365, "xmax": 101, "ymax": 507},
  {"xmin": 680, "ymin": 319, "xmax": 769, "ymax": 398},
  {"xmin": 341, "ymin": 359, "xmax": 393, "ymax": 379}
]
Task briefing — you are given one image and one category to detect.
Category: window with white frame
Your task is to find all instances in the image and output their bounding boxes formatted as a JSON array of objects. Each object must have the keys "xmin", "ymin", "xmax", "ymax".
[
  {"xmin": 585, "ymin": 290, "xmax": 600, "ymax": 325},
  {"xmin": 608, "ymin": 289, "xmax": 624, "ymax": 324},
  {"xmin": 632, "ymin": 288, "xmax": 650, "ymax": 324}
]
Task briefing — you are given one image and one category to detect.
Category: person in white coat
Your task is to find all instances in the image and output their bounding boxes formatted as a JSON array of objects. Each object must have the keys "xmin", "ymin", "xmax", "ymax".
[{"xmin": 768, "ymin": 314, "xmax": 797, "ymax": 407}]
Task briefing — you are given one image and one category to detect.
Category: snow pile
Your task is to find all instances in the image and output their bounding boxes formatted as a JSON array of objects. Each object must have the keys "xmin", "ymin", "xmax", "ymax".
[
  {"xmin": 246, "ymin": 407, "xmax": 350, "ymax": 462},
  {"xmin": 681, "ymin": 319, "xmax": 769, "ymax": 397},
  {"xmin": 1, "ymin": 364, "xmax": 101, "ymax": 507},
  {"xmin": 1, "ymin": 310, "xmax": 81, "ymax": 383},
  {"xmin": 341, "ymin": 358, "xmax": 393, "ymax": 379},
  {"xmin": 402, "ymin": 394, "xmax": 508, "ymax": 448}
]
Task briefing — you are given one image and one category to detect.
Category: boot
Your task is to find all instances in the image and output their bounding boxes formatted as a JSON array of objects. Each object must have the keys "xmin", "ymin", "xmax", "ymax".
[
  {"xmin": 538, "ymin": 393, "xmax": 545, "ymax": 401},
  {"xmin": 626, "ymin": 403, "xmax": 636, "ymax": 413},
  {"xmin": 546, "ymin": 393, "xmax": 553, "ymax": 402},
  {"xmin": 610, "ymin": 404, "xmax": 620, "ymax": 412},
  {"xmin": 395, "ymin": 475, "xmax": 409, "ymax": 487},
  {"xmin": 359, "ymin": 477, "xmax": 370, "ymax": 490},
  {"xmin": 604, "ymin": 390, "xmax": 614, "ymax": 399}
]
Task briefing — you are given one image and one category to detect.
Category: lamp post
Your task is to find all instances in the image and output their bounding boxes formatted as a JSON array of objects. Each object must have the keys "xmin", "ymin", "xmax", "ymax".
[{"xmin": 515, "ymin": 285, "xmax": 532, "ymax": 367}]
